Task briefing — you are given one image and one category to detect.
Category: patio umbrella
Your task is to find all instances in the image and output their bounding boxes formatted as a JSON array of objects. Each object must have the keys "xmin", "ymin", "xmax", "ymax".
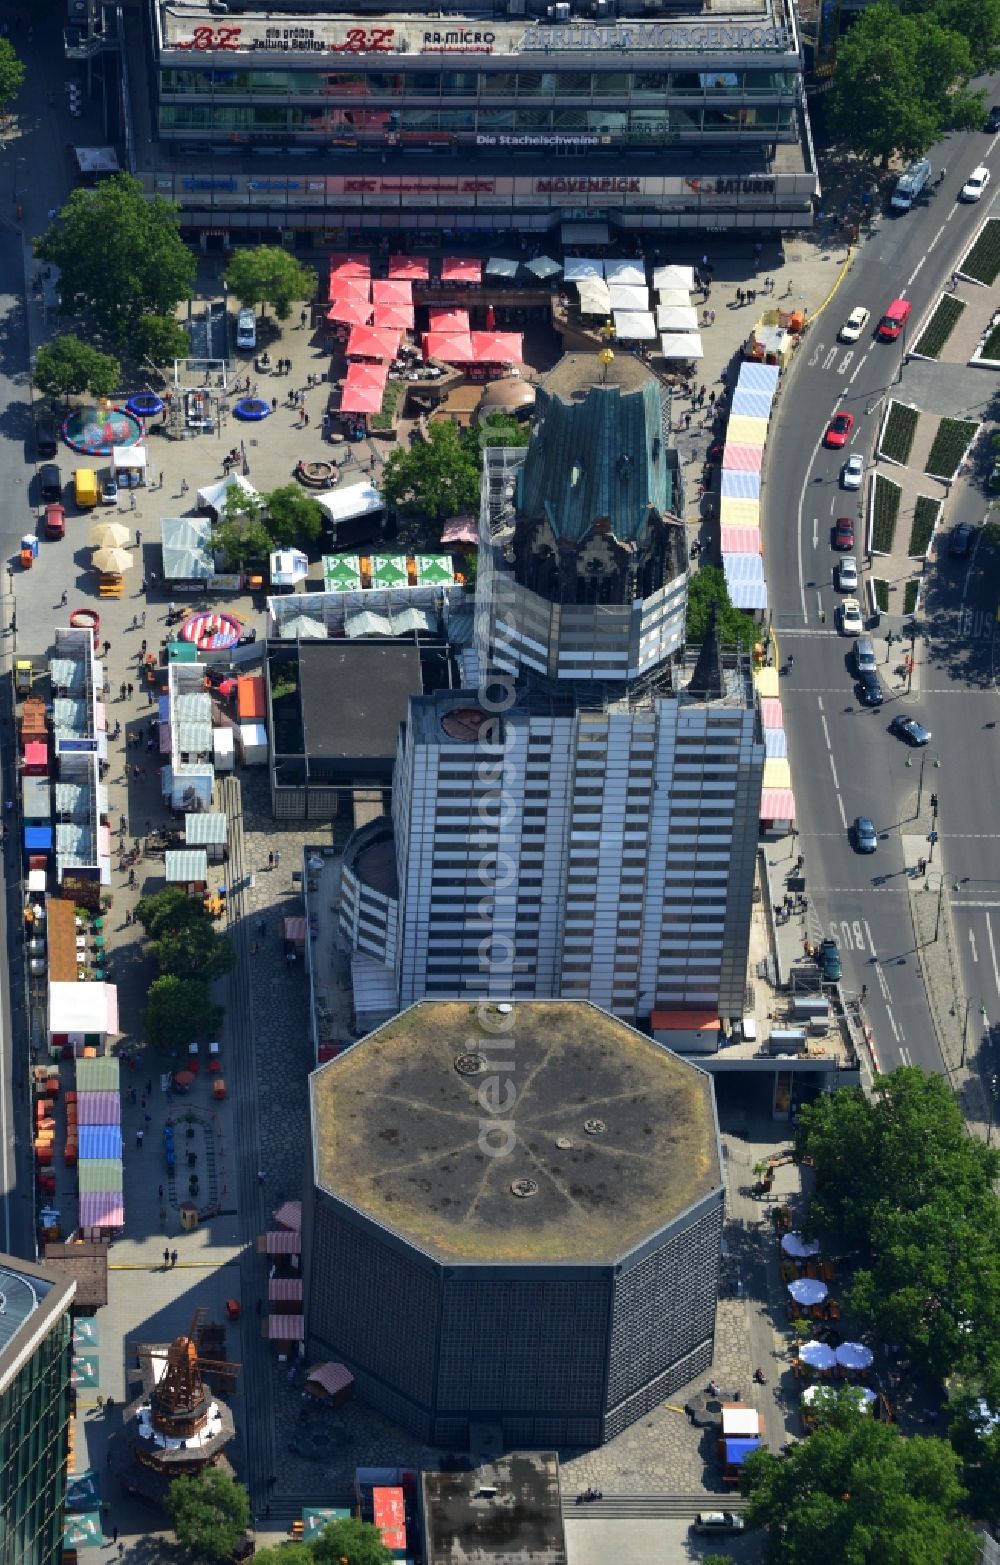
[
  {"xmin": 798, "ymin": 1340, "xmax": 836, "ymax": 1371},
  {"xmin": 327, "ymin": 297, "xmax": 373, "ymax": 328},
  {"xmin": 802, "ymin": 1383, "xmax": 876, "ymax": 1412},
  {"xmin": 788, "ymin": 1277, "xmax": 828, "ymax": 1306},
  {"xmin": 525, "ymin": 254, "xmax": 562, "ymax": 279},
  {"xmin": 92, "ymin": 545, "xmax": 133, "ymax": 574},
  {"xmin": 835, "ymin": 1341, "xmax": 873, "ymax": 1370},
  {"xmin": 89, "ymin": 521, "xmax": 131, "ymax": 548},
  {"xmin": 279, "ymin": 614, "xmax": 327, "ymax": 640},
  {"xmin": 782, "ymin": 1231, "xmax": 821, "ymax": 1259}
]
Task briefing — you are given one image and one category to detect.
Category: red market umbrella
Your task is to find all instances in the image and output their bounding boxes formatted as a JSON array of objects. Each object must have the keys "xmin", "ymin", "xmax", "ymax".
[
  {"xmin": 173, "ymin": 1070, "xmax": 196, "ymax": 1088},
  {"xmin": 328, "ymin": 255, "xmax": 370, "ymax": 295},
  {"xmin": 388, "ymin": 255, "xmax": 429, "ymax": 280},
  {"xmin": 441, "ymin": 256, "xmax": 482, "ymax": 285},
  {"xmin": 326, "ymin": 297, "xmax": 374, "ymax": 328},
  {"xmin": 340, "ymin": 380, "xmax": 385, "ymax": 415},
  {"xmin": 470, "ymin": 331, "xmax": 524, "ymax": 363},
  {"xmin": 429, "ymin": 306, "xmax": 470, "ymax": 333},
  {"xmin": 372, "ymin": 279, "xmax": 413, "ymax": 307},
  {"xmin": 345, "ymin": 361, "xmax": 388, "ymax": 392},
  {"xmin": 346, "ymin": 325, "xmax": 402, "ymax": 361},
  {"xmin": 423, "ymin": 332, "xmax": 475, "ymax": 364},
  {"xmin": 372, "ymin": 303, "xmax": 414, "ymax": 331}
]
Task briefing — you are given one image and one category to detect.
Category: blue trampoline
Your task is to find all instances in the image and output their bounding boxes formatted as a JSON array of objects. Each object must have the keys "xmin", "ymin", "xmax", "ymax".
[{"xmin": 127, "ymin": 393, "xmax": 164, "ymax": 420}]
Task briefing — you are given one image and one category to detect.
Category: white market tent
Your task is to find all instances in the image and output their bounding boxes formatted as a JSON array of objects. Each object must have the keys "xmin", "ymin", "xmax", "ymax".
[
  {"xmin": 656, "ymin": 305, "xmax": 700, "ymax": 332},
  {"xmin": 485, "ymin": 256, "xmax": 519, "ymax": 278},
  {"xmin": 196, "ymin": 472, "xmax": 260, "ymax": 519},
  {"xmin": 315, "ymin": 480, "xmax": 384, "ymax": 525},
  {"xmin": 112, "ymin": 445, "xmax": 146, "ymax": 474},
  {"xmin": 563, "ymin": 257, "xmax": 605, "ymax": 282},
  {"xmin": 604, "ymin": 258, "xmax": 646, "ymax": 286},
  {"xmin": 576, "ymin": 278, "xmax": 612, "ymax": 316},
  {"xmin": 608, "ymin": 283, "xmax": 650, "ymax": 312},
  {"xmin": 525, "ymin": 255, "xmax": 562, "ymax": 279},
  {"xmin": 653, "ymin": 264, "xmax": 696, "ymax": 292},
  {"xmin": 657, "ymin": 288, "xmax": 692, "ymax": 308},
  {"xmin": 660, "ymin": 331, "xmax": 705, "ymax": 359},
  {"xmin": 614, "ymin": 310, "xmax": 657, "ymax": 341}
]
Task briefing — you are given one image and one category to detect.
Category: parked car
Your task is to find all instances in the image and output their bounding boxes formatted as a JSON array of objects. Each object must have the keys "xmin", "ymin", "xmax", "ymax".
[
  {"xmin": 839, "ymin": 597, "xmax": 863, "ymax": 635},
  {"xmin": 35, "ymin": 415, "xmax": 58, "ymax": 460},
  {"xmin": 43, "ymin": 502, "xmax": 65, "ymax": 540},
  {"xmin": 960, "ymin": 165, "xmax": 990, "ymax": 201},
  {"xmin": 824, "ymin": 410, "xmax": 855, "ymax": 448},
  {"xmin": 39, "ymin": 463, "xmax": 62, "ymax": 501},
  {"xmin": 837, "ymin": 557, "xmax": 859, "ymax": 591},
  {"xmin": 819, "ymin": 937, "xmax": 842, "ymax": 980},
  {"xmin": 102, "ymin": 475, "xmax": 119, "ymax": 505},
  {"xmin": 834, "ymin": 516, "xmax": 855, "ymax": 551},
  {"xmin": 854, "ymin": 815, "xmax": 878, "ymax": 853},
  {"xmin": 857, "ymin": 668, "xmax": 884, "ymax": 707},
  {"xmin": 691, "ymin": 1512, "xmax": 745, "ymax": 1535},
  {"xmin": 949, "ymin": 523, "xmax": 974, "ymax": 557},
  {"xmin": 839, "ymin": 306, "xmax": 870, "ymax": 343},
  {"xmin": 987, "ymin": 105, "xmax": 1000, "ymax": 132},
  {"xmin": 889, "ymin": 714, "xmax": 931, "ymax": 746},
  {"xmin": 842, "ymin": 455, "xmax": 864, "ymax": 491}
]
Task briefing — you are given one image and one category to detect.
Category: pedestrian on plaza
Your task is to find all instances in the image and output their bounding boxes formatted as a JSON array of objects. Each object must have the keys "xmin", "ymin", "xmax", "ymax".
[
  {"xmin": 140, "ymin": 611, "xmax": 145, "ymax": 628},
  {"xmin": 163, "ymin": 1247, "xmax": 170, "ymax": 1267},
  {"xmin": 140, "ymin": 577, "xmax": 147, "ymax": 594},
  {"xmin": 112, "ymin": 1526, "xmax": 118, "ymax": 1544},
  {"xmin": 300, "ymin": 308, "xmax": 307, "ymax": 328},
  {"xmin": 268, "ymin": 851, "xmax": 274, "ymax": 869},
  {"xmin": 136, "ymin": 1131, "xmax": 144, "ymax": 1153},
  {"xmin": 60, "ymin": 588, "xmax": 68, "ymax": 606},
  {"xmin": 274, "ymin": 850, "xmax": 281, "ymax": 868},
  {"xmin": 144, "ymin": 1112, "xmax": 151, "ymax": 1128},
  {"xmin": 271, "ymin": 397, "xmax": 278, "ymax": 412},
  {"xmin": 128, "ymin": 867, "xmax": 136, "ymax": 888},
  {"xmin": 170, "ymin": 1249, "xmax": 178, "ymax": 1267},
  {"xmin": 180, "ymin": 478, "xmax": 189, "ymax": 496},
  {"xmin": 119, "ymin": 681, "xmax": 126, "ymax": 700},
  {"xmin": 135, "ymin": 530, "xmax": 141, "ymax": 547},
  {"xmin": 303, "ymin": 410, "xmax": 309, "ymax": 426},
  {"xmin": 102, "ymin": 639, "xmax": 111, "ymax": 656},
  {"xmin": 684, "ymin": 412, "xmax": 692, "ymax": 430}
]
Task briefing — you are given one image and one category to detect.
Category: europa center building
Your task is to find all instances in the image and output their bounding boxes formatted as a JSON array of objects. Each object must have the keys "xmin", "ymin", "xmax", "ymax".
[{"xmin": 139, "ymin": 0, "xmax": 818, "ymax": 242}]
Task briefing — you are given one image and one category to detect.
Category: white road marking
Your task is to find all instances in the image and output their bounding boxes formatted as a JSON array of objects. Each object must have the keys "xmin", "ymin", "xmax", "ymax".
[
  {"xmin": 837, "ymin": 350, "xmax": 854, "ymax": 376},
  {"xmin": 926, "ymin": 225, "xmax": 945, "ymax": 253},
  {"xmin": 813, "ymin": 516, "xmax": 818, "ymax": 548},
  {"xmin": 849, "ymin": 352, "xmax": 868, "ymax": 385},
  {"xmin": 970, "ymin": 927, "xmax": 979, "ymax": 963},
  {"xmin": 987, "ymin": 913, "xmax": 1000, "ymax": 999},
  {"xmin": 899, "ymin": 1044, "xmax": 911, "ymax": 1064},
  {"xmin": 907, "ymin": 257, "xmax": 926, "ymax": 285},
  {"xmin": 822, "ymin": 347, "xmax": 837, "ymax": 370}
]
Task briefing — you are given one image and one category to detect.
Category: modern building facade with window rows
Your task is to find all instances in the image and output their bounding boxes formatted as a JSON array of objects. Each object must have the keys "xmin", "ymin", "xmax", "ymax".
[{"xmin": 139, "ymin": 0, "xmax": 817, "ymax": 237}]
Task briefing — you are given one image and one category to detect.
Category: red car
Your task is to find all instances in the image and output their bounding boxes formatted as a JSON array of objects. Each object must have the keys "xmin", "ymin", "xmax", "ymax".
[
  {"xmin": 833, "ymin": 516, "xmax": 855, "ymax": 550},
  {"xmin": 824, "ymin": 411, "xmax": 855, "ymax": 448}
]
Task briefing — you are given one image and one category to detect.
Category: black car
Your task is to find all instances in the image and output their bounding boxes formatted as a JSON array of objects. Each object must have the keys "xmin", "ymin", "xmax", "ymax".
[
  {"xmin": 949, "ymin": 523, "xmax": 974, "ymax": 558},
  {"xmin": 986, "ymin": 105, "xmax": 1000, "ymax": 132},
  {"xmin": 857, "ymin": 669, "xmax": 883, "ymax": 707},
  {"xmin": 889, "ymin": 714, "xmax": 931, "ymax": 746},
  {"xmin": 35, "ymin": 416, "xmax": 58, "ymax": 460},
  {"xmin": 39, "ymin": 463, "xmax": 62, "ymax": 501}
]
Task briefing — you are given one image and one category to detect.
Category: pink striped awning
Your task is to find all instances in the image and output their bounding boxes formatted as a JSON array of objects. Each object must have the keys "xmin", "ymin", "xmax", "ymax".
[
  {"xmin": 759, "ymin": 698, "xmax": 784, "ymax": 731},
  {"xmin": 76, "ymin": 1091, "xmax": 121, "ymax": 1125},
  {"xmin": 722, "ymin": 443, "xmax": 764, "ymax": 472},
  {"xmin": 760, "ymin": 788, "xmax": 796, "ymax": 822},
  {"xmin": 78, "ymin": 1191, "xmax": 124, "ymax": 1228},
  {"xmin": 259, "ymin": 1230, "xmax": 301, "ymax": 1255},
  {"xmin": 306, "ymin": 1362, "xmax": 355, "ymax": 1397},
  {"xmin": 269, "ymin": 1278, "xmax": 304, "ymax": 1301},
  {"xmin": 273, "ymin": 1200, "xmax": 302, "ymax": 1231},
  {"xmin": 266, "ymin": 1314, "xmax": 305, "ymax": 1340},
  {"xmin": 720, "ymin": 526, "xmax": 762, "ymax": 554}
]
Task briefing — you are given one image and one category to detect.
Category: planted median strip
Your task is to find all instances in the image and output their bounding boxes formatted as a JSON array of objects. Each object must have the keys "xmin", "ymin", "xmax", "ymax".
[
  {"xmin": 912, "ymin": 296, "xmax": 965, "ymax": 360},
  {"xmin": 908, "ymin": 495, "xmax": 941, "ymax": 557},
  {"xmin": 981, "ymin": 321, "xmax": 1000, "ymax": 362},
  {"xmin": 924, "ymin": 417, "xmax": 979, "ymax": 480},
  {"xmin": 959, "ymin": 219, "xmax": 1000, "ymax": 286},
  {"xmin": 871, "ymin": 474, "xmax": 902, "ymax": 553},
  {"xmin": 879, "ymin": 401, "xmax": 919, "ymax": 464}
]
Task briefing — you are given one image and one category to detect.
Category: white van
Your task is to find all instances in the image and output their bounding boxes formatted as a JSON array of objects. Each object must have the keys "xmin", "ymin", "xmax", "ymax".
[
  {"xmin": 890, "ymin": 158, "xmax": 932, "ymax": 211},
  {"xmin": 236, "ymin": 308, "xmax": 257, "ymax": 350}
]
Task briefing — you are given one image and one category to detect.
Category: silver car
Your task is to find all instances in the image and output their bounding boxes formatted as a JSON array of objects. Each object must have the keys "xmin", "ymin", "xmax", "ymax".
[
  {"xmin": 837, "ymin": 557, "xmax": 858, "ymax": 591},
  {"xmin": 842, "ymin": 455, "xmax": 864, "ymax": 490}
]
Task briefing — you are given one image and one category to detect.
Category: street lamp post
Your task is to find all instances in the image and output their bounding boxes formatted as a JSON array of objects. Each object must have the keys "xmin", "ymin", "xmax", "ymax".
[{"xmin": 961, "ymin": 1000, "xmax": 988, "ymax": 1068}]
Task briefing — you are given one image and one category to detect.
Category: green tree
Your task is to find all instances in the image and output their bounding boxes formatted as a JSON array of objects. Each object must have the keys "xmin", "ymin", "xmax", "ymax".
[
  {"xmin": 165, "ymin": 1469, "xmax": 250, "ymax": 1562},
  {"xmin": 828, "ymin": 3, "xmax": 979, "ymax": 163},
  {"xmin": 948, "ymin": 1372, "xmax": 1000, "ymax": 1523},
  {"xmin": 144, "ymin": 975, "xmax": 223, "ymax": 1051},
  {"xmin": 251, "ymin": 1548, "xmax": 315, "ymax": 1565},
  {"xmin": 264, "ymin": 484, "xmax": 325, "ymax": 548},
  {"xmin": 0, "ymin": 38, "xmax": 26, "ymax": 115},
  {"xmin": 470, "ymin": 413, "xmax": 532, "ymax": 452},
  {"xmin": 796, "ymin": 1069, "xmax": 1000, "ymax": 1379},
  {"xmin": 211, "ymin": 484, "xmax": 272, "ymax": 570},
  {"xmin": 381, "ymin": 421, "xmax": 482, "ymax": 522},
  {"xmin": 34, "ymin": 173, "xmax": 196, "ymax": 345},
  {"xmin": 902, "ymin": 0, "xmax": 1000, "ymax": 73},
  {"xmin": 33, "ymin": 335, "xmax": 120, "ymax": 402},
  {"xmin": 133, "ymin": 313, "xmax": 191, "ymax": 368},
  {"xmin": 742, "ymin": 1412, "xmax": 977, "ymax": 1564},
  {"xmin": 685, "ymin": 564, "xmax": 758, "ymax": 653},
  {"xmin": 312, "ymin": 1517, "xmax": 392, "ymax": 1565},
  {"xmin": 224, "ymin": 246, "xmax": 317, "ymax": 321},
  {"xmin": 135, "ymin": 886, "xmax": 233, "ymax": 982}
]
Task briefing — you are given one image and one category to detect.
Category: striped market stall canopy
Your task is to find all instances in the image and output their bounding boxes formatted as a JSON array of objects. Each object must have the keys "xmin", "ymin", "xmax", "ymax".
[
  {"xmin": 722, "ymin": 443, "xmax": 763, "ymax": 473},
  {"xmin": 721, "ymin": 468, "xmax": 761, "ymax": 499},
  {"xmin": 719, "ymin": 496, "xmax": 760, "ymax": 528},
  {"xmin": 721, "ymin": 526, "xmax": 762, "ymax": 555},
  {"xmin": 725, "ymin": 415, "xmax": 769, "ymax": 447}
]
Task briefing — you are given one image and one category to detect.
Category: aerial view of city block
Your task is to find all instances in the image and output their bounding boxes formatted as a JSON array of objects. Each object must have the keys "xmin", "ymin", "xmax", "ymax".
[{"xmin": 0, "ymin": 0, "xmax": 999, "ymax": 1561}]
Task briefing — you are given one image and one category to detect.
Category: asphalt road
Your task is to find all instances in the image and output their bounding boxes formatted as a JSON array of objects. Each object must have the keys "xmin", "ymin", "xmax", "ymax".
[{"xmin": 765, "ymin": 115, "xmax": 1000, "ymax": 1079}]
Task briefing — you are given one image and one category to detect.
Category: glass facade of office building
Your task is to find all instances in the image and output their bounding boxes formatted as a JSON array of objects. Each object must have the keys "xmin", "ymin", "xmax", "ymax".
[{"xmin": 0, "ymin": 1263, "xmax": 75, "ymax": 1565}]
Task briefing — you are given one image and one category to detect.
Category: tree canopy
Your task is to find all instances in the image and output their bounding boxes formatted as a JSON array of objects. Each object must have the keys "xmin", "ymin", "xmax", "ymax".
[
  {"xmin": 224, "ymin": 246, "xmax": 317, "ymax": 320},
  {"xmin": 743, "ymin": 1408, "xmax": 977, "ymax": 1564},
  {"xmin": 34, "ymin": 174, "xmax": 196, "ymax": 346},
  {"xmin": 381, "ymin": 422, "xmax": 481, "ymax": 521},
  {"xmin": 33, "ymin": 335, "xmax": 120, "ymax": 402},
  {"xmin": 686, "ymin": 564, "xmax": 759, "ymax": 652},
  {"xmin": 0, "ymin": 38, "xmax": 26, "ymax": 114},
  {"xmin": 133, "ymin": 313, "xmax": 191, "ymax": 368},
  {"xmin": 795, "ymin": 1068, "xmax": 1000, "ymax": 1379},
  {"xmin": 264, "ymin": 484, "xmax": 325, "ymax": 548},
  {"xmin": 136, "ymin": 886, "xmax": 233, "ymax": 982},
  {"xmin": 828, "ymin": 0, "xmax": 985, "ymax": 163},
  {"xmin": 144, "ymin": 975, "xmax": 223, "ymax": 1051},
  {"xmin": 165, "ymin": 1468, "xmax": 250, "ymax": 1562},
  {"xmin": 312, "ymin": 1517, "xmax": 393, "ymax": 1565},
  {"xmin": 948, "ymin": 1370, "xmax": 1000, "ymax": 1524}
]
